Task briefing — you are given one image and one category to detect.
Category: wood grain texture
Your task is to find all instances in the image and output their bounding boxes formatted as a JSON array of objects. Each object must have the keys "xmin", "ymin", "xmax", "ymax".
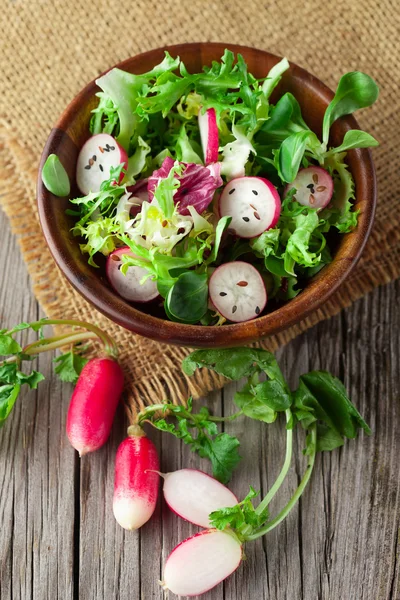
[{"xmin": 0, "ymin": 202, "xmax": 399, "ymax": 599}]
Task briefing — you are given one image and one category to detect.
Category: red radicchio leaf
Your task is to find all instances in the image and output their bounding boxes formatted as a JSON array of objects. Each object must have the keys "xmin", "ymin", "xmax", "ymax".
[{"xmin": 148, "ymin": 158, "xmax": 223, "ymax": 216}]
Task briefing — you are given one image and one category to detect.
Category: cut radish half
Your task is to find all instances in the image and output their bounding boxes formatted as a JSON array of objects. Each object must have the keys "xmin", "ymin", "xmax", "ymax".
[
  {"xmin": 285, "ymin": 166, "xmax": 333, "ymax": 210},
  {"xmin": 162, "ymin": 529, "xmax": 242, "ymax": 596},
  {"xmin": 106, "ymin": 246, "xmax": 158, "ymax": 303},
  {"xmin": 219, "ymin": 176, "xmax": 281, "ymax": 238},
  {"xmin": 198, "ymin": 107, "xmax": 219, "ymax": 164},
  {"xmin": 209, "ymin": 261, "xmax": 267, "ymax": 323},
  {"xmin": 162, "ymin": 469, "xmax": 238, "ymax": 528},
  {"xmin": 76, "ymin": 134, "xmax": 128, "ymax": 195}
]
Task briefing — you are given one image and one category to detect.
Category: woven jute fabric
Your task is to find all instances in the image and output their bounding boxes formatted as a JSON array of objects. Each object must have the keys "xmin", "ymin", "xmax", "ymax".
[{"xmin": 0, "ymin": 0, "xmax": 399, "ymax": 416}]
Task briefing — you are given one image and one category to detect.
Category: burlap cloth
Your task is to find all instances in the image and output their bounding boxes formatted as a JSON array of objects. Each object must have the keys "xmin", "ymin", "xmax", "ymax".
[{"xmin": 0, "ymin": 0, "xmax": 399, "ymax": 415}]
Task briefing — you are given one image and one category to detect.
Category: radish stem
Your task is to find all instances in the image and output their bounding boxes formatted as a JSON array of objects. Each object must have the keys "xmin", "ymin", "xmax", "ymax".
[
  {"xmin": 207, "ymin": 411, "xmax": 243, "ymax": 423},
  {"xmin": 245, "ymin": 423, "xmax": 317, "ymax": 540},
  {"xmin": 27, "ymin": 319, "xmax": 119, "ymax": 357},
  {"xmin": 255, "ymin": 409, "xmax": 293, "ymax": 514},
  {"xmin": 5, "ymin": 332, "xmax": 98, "ymax": 363},
  {"xmin": 136, "ymin": 403, "xmax": 243, "ymax": 425}
]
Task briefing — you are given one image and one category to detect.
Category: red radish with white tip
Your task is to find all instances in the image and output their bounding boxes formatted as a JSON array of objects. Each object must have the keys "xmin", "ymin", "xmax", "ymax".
[
  {"xmin": 106, "ymin": 246, "xmax": 159, "ymax": 303},
  {"xmin": 209, "ymin": 261, "xmax": 267, "ymax": 323},
  {"xmin": 66, "ymin": 357, "xmax": 124, "ymax": 456},
  {"xmin": 113, "ymin": 425, "xmax": 160, "ymax": 530},
  {"xmin": 76, "ymin": 134, "xmax": 128, "ymax": 195},
  {"xmin": 198, "ymin": 107, "xmax": 219, "ymax": 164},
  {"xmin": 285, "ymin": 166, "xmax": 333, "ymax": 209},
  {"xmin": 162, "ymin": 469, "xmax": 238, "ymax": 528},
  {"xmin": 219, "ymin": 176, "xmax": 281, "ymax": 238},
  {"xmin": 161, "ymin": 529, "xmax": 242, "ymax": 597}
]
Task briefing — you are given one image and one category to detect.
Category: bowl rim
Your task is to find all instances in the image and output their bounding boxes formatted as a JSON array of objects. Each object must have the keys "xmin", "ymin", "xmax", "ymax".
[{"xmin": 37, "ymin": 42, "xmax": 376, "ymax": 347}]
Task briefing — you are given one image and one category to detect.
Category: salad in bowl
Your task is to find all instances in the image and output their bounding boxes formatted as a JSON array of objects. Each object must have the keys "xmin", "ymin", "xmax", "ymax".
[{"xmin": 41, "ymin": 48, "xmax": 379, "ymax": 327}]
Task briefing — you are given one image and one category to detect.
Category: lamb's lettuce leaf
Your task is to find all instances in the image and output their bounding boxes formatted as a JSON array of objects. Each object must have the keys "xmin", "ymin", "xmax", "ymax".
[
  {"xmin": 322, "ymin": 71, "xmax": 379, "ymax": 149},
  {"xmin": 325, "ymin": 129, "xmax": 379, "ymax": 155}
]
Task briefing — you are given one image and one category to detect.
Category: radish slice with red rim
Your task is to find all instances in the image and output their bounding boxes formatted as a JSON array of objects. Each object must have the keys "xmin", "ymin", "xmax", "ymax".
[
  {"xmin": 76, "ymin": 133, "xmax": 128, "ymax": 195},
  {"xmin": 209, "ymin": 261, "xmax": 267, "ymax": 323},
  {"xmin": 106, "ymin": 246, "xmax": 158, "ymax": 303},
  {"xmin": 162, "ymin": 469, "xmax": 238, "ymax": 528},
  {"xmin": 198, "ymin": 107, "xmax": 219, "ymax": 165},
  {"xmin": 285, "ymin": 166, "xmax": 333, "ymax": 210},
  {"xmin": 219, "ymin": 176, "xmax": 281, "ymax": 238},
  {"xmin": 162, "ymin": 529, "xmax": 242, "ymax": 596}
]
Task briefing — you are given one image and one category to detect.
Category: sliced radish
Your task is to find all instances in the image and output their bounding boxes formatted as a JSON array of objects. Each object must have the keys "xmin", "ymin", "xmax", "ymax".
[
  {"xmin": 106, "ymin": 246, "xmax": 158, "ymax": 303},
  {"xmin": 209, "ymin": 261, "xmax": 267, "ymax": 323},
  {"xmin": 76, "ymin": 134, "xmax": 128, "ymax": 195},
  {"xmin": 219, "ymin": 176, "xmax": 281, "ymax": 238},
  {"xmin": 162, "ymin": 469, "xmax": 238, "ymax": 528},
  {"xmin": 285, "ymin": 166, "xmax": 333, "ymax": 210},
  {"xmin": 162, "ymin": 529, "xmax": 242, "ymax": 596},
  {"xmin": 198, "ymin": 108, "xmax": 219, "ymax": 165},
  {"xmin": 113, "ymin": 426, "xmax": 160, "ymax": 530}
]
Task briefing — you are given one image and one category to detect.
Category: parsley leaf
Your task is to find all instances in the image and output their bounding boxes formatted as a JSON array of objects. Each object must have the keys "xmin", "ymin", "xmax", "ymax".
[
  {"xmin": 209, "ymin": 487, "xmax": 268, "ymax": 535},
  {"xmin": 139, "ymin": 398, "xmax": 241, "ymax": 483},
  {"xmin": 0, "ymin": 334, "xmax": 22, "ymax": 355},
  {"xmin": 0, "ymin": 384, "xmax": 21, "ymax": 426},
  {"xmin": 53, "ymin": 351, "xmax": 88, "ymax": 384},
  {"xmin": 196, "ymin": 433, "xmax": 241, "ymax": 484},
  {"xmin": 17, "ymin": 371, "xmax": 45, "ymax": 389}
]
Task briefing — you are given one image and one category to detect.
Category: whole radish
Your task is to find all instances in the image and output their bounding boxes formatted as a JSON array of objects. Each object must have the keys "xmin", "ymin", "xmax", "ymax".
[
  {"xmin": 285, "ymin": 166, "xmax": 333, "ymax": 209},
  {"xmin": 219, "ymin": 176, "xmax": 281, "ymax": 238},
  {"xmin": 162, "ymin": 469, "xmax": 238, "ymax": 528},
  {"xmin": 66, "ymin": 357, "xmax": 124, "ymax": 456},
  {"xmin": 161, "ymin": 529, "xmax": 242, "ymax": 596},
  {"xmin": 113, "ymin": 425, "xmax": 160, "ymax": 530}
]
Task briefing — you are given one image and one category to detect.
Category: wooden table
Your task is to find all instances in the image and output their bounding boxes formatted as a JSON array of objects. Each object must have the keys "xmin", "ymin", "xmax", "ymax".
[{"xmin": 0, "ymin": 205, "xmax": 399, "ymax": 600}]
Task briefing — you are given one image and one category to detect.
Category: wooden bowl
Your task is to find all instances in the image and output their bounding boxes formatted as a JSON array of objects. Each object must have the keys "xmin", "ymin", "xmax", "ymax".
[{"xmin": 37, "ymin": 43, "xmax": 376, "ymax": 347}]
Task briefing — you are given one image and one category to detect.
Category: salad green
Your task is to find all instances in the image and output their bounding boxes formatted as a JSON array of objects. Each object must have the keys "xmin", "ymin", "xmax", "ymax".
[{"xmin": 56, "ymin": 50, "xmax": 379, "ymax": 324}]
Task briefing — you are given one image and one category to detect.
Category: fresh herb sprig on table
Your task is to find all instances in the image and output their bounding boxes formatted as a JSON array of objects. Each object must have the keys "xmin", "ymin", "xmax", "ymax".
[
  {"xmin": 135, "ymin": 347, "xmax": 369, "ymax": 487},
  {"xmin": 1, "ymin": 319, "xmax": 370, "ymax": 560}
]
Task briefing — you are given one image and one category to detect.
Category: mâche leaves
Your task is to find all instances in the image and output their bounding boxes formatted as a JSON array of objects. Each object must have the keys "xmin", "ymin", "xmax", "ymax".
[
  {"xmin": 41, "ymin": 154, "xmax": 71, "ymax": 197},
  {"xmin": 322, "ymin": 71, "xmax": 379, "ymax": 148},
  {"xmin": 166, "ymin": 271, "xmax": 208, "ymax": 323},
  {"xmin": 325, "ymin": 129, "xmax": 379, "ymax": 155}
]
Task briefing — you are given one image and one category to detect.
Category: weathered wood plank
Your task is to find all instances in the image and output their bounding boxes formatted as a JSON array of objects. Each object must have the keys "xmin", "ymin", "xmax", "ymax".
[
  {"xmin": 0, "ymin": 210, "xmax": 75, "ymax": 600},
  {"xmin": 78, "ymin": 406, "xmax": 140, "ymax": 600}
]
